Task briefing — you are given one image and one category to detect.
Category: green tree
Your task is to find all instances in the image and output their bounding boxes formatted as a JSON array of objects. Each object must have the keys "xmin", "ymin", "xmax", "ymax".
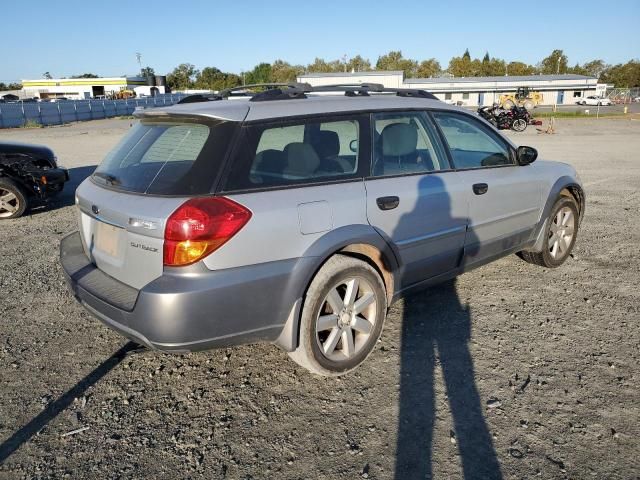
[
  {"xmin": 506, "ymin": 61, "xmax": 536, "ymax": 76},
  {"xmin": 195, "ymin": 67, "xmax": 241, "ymax": 91},
  {"xmin": 447, "ymin": 55, "xmax": 481, "ymax": 77},
  {"xmin": 306, "ymin": 58, "xmax": 343, "ymax": 73},
  {"xmin": 0, "ymin": 82, "xmax": 22, "ymax": 91},
  {"xmin": 463, "ymin": 49, "xmax": 471, "ymax": 61},
  {"xmin": 346, "ymin": 55, "xmax": 371, "ymax": 72},
  {"xmin": 599, "ymin": 60, "xmax": 640, "ymax": 87},
  {"xmin": 270, "ymin": 60, "xmax": 305, "ymax": 83},
  {"xmin": 416, "ymin": 58, "xmax": 441, "ymax": 78},
  {"xmin": 140, "ymin": 66, "xmax": 155, "ymax": 78},
  {"xmin": 581, "ymin": 59, "xmax": 607, "ymax": 78},
  {"xmin": 375, "ymin": 51, "xmax": 418, "ymax": 77},
  {"xmin": 166, "ymin": 63, "xmax": 199, "ymax": 90},
  {"xmin": 539, "ymin": 50, "xmax": 569, "ymax": 74},
  {"xmin": 72, "ymin": 73, "xmax": 99, "ymax": 78},
  {"xmin": 245, "ymin": 62, "xmax": 272, "ymax": 84}
]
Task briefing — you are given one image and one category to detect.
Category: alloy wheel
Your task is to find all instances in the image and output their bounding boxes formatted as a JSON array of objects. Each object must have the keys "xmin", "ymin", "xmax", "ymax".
[
  {"xmin": 548, "ymin": 206, "xmax": 575, "ymax": 259},
  {"xmin": 315, "ymin": 276, "xmax": 378, "ymax": 361},
  {"xmin": 0, "ymin": 188, "xmax": 20, "ymax": 218}
]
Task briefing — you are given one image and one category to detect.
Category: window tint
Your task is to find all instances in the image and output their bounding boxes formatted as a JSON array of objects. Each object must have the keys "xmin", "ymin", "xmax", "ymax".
[
  {"xmin": 432, "ymin": 112, "xmax": 514, "ymax": 169},
  {"xmin": 93, "ymin": 121, "xmax": 235, "ymax": 195},
  {"xmin": 224, "ymin": 117, "xmax": 361, "ymax": 191},
  {"xmin": 372, "ymin": 112, "xmax": 448, "ymax": 177}
]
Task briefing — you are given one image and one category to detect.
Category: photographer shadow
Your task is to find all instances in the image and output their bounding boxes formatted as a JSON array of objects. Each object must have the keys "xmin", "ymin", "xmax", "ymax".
[{"xmin": 393, "ymin": 174, "xmax": 502, "ymax": 479}]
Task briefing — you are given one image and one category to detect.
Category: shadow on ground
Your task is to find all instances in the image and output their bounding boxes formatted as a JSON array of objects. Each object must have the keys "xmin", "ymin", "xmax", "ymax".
[{"xmin": 0, "ymin": 341, "xmax": 140, "ymax": 463}]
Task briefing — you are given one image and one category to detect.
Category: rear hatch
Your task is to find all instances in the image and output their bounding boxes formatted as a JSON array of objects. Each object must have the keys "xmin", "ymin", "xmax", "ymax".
[{"xmin": 76, "ymin": 117, "xmax": 239, "ymax": 290}]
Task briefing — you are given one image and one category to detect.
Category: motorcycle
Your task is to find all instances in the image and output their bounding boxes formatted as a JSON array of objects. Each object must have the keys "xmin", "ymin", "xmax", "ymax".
[{"xmin": 478, "ymin": 104, "xmax": 530, "ymax": 132}]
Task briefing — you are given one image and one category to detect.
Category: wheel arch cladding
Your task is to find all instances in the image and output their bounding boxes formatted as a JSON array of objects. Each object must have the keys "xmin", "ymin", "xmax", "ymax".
[
  {"xmin": 529, "ymin": 176, "xmax": 585, "ymax": 253},
  {"xmin": 274, "ymin": 224, "xmax": 400, "ymax": 352}
]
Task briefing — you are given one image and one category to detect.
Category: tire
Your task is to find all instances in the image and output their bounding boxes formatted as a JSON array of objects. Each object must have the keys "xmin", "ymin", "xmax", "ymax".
[
  {"xmin": 518, "ymin": 196, "xmax": 579, "ymax": 268},
  {"xmin": 0, "ymin": 178, "xmax": 28, "ymax": 219},
  {"xmin": 512, "ymin": 118, "xmax": 527, "ymax": 132},
  {"xmin": 289, "ymin": 254, "xmax": 388, "ymax": 376}
]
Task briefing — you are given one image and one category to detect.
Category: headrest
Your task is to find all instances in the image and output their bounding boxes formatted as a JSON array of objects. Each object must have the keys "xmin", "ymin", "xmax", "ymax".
[
  {"xmin": 310, "ymin": 130, "xmax": 340, "ymax": 158},
  {"xmin": 284, "ymin": 142, "xmax": 320, "ymax": 176},
  {"xmin": 255, "ymin": 149, "xmax": 285, "ymax": 174},
  {"xmin": 381, "ymin": 123, "xmax": 417, "ymax": 157}
]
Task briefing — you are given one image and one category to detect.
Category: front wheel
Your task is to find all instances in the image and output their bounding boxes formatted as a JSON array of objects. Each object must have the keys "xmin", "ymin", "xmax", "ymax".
[
  {"xmin": 518, "ymin": 196, "xmax": 579, "ymax": 268},
  {"xmin": 0, "ymin": 178, "xmax": 28, "ymax": 219},
  {"xmin": 289, "ymin": 255, "xmax": 387, "ymax": 376}
]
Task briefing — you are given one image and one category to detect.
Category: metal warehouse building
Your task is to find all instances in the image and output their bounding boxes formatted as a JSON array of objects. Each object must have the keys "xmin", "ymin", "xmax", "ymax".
[
  {"xmin": 20, "ymin": 76, "xmax": 167, "ymax": 100},
  {"xmin": 298, "ymin": 71, "xmax": 603, "ymax": 106}
]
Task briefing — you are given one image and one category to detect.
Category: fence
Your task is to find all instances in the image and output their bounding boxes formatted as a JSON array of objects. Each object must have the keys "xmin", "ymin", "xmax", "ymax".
[{"xmin": 0, "ymin": 94, "xmax": 189, "ymax": 128}]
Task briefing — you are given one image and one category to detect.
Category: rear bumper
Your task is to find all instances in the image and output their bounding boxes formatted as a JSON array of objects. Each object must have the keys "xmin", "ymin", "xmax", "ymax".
[{"xmin": 60, "ymin": 232, "xmax": 306, "ymax": 352}]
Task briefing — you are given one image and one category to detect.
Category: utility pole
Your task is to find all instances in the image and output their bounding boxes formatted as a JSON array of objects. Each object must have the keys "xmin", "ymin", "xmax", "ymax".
[
  {"xmin": 556, "ymin": 57, "xmax": 561, "ymax": 75},
  {"xmin": 342, "ymin": 54, "xmax": 348, "ymax": 73},
  {"xmin": 136, "ymin": 52, "xmax": 142, "ymax": 73}
]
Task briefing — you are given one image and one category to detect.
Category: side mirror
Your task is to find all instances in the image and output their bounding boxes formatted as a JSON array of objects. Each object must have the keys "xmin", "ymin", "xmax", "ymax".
[{"xmin": 517, "ymin": 145, "xmax": 538, "ymax": 165}]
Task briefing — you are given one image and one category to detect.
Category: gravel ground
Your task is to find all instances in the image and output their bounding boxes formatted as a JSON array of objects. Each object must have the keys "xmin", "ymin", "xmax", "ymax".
[{"xmin": 0, "ymin": 117, "xmax": 638, "ymax": 479}]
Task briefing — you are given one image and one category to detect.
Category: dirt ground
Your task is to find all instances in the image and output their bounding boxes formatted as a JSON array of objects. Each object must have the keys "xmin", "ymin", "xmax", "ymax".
[{"xmin": 0, "ymin": 117, "xmax": 638, "ymax": 479}]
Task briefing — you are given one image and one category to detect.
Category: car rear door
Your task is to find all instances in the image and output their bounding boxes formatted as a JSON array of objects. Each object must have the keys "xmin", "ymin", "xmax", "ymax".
[
  {"xmin": 431, "ymin": 110, "xmax": 541, "ymax": 266},
  {"xmin": 364, "ymin": 111, "xmax": 468, "ymax": 290}
]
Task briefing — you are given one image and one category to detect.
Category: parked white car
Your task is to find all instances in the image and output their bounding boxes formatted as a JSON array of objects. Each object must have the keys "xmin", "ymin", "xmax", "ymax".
[{"xmin": 577, "ymin": 96, "xmax": 612, "ymax": 106}]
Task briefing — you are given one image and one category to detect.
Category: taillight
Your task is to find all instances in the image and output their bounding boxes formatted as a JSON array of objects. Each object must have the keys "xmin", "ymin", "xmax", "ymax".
[{"xmin": 164, "ymin": 197, "xmax": 252, "ymax": 266}]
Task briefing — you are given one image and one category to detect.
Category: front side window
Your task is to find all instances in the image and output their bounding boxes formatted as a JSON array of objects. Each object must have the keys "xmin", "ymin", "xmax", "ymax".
[
  {"xmin": 432, "ymin": 112, "xmax": 514, "ymax": 169},
  {"xmin": 224, "ymin": 117, "xmax": 361, "ymax": 191},
  {"xmin": 371, "ymin": 112, "xmax": 449, "ymax": 177}
]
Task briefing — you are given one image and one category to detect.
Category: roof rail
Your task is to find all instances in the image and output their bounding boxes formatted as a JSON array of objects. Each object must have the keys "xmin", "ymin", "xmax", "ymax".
[
  {"xmin": 381, "ymin": 88, "xmax": 438, "ymax": 99},
  {"xmin": 176, "ymin": 93, "xmax": 222, "ymax": 104},
  {"xmin": 219, "ymin": 82, "xmax": 312, "ymax": 98}
]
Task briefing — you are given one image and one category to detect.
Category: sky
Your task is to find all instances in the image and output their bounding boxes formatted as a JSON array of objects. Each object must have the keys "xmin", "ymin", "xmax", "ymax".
[{"xmin": 1, "ymin": 0, "xmax": 639, "ymax": 83}]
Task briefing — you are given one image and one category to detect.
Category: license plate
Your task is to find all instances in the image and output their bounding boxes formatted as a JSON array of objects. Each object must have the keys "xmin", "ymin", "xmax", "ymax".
[{"xmin": 94, "ymin": 221, "xmax": 122, "ymax": 257}]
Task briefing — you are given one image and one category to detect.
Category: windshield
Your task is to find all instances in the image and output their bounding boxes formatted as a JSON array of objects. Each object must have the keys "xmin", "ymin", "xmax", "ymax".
[{"xmin": 92, "ymin": 119, "xmax": 236, "ymax": 195}]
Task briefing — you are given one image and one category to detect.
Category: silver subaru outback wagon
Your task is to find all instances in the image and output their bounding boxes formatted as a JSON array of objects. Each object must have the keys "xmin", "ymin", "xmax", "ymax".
[{"xmin": 60, "ymin": 83, "xmax": 584, "ymax": 376}]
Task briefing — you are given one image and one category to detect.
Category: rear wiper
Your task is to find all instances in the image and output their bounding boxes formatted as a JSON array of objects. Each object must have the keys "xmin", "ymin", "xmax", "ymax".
[{"xmin": 93, "ymin": 171, "xmax": 119, "ymax": 185}]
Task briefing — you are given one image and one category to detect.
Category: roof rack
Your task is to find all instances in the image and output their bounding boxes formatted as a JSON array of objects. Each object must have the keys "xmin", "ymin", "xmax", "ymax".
[
  {"xmin": 307, "ymin": 83, "xmax": 437, "ymax": 100},
  {"xmin": 176, "ymin": 82, "xmax": 438, "ymax": 104},
  {"xmin": 176, "ymin": 93, "xmax": 222, "ymax": 104}
]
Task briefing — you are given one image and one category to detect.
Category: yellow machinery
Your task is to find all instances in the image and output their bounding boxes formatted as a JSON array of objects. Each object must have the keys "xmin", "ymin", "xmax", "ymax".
[
  {"xmin": 110, "ymin": 89, "xmax": 136, "ymax": 100},
  {"xmin": 500, "ymin": 87, "xmax": 543, "ymax": 110}
]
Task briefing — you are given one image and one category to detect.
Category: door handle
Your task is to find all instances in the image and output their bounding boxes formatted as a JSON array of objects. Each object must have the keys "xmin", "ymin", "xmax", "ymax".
[
  {"xmin": 376, "ymin": 196, "xmax": 400, "ymax": 211},
  {"xmin": 473, "ymin": 183, "xmax": 488, "ymax": 195}
]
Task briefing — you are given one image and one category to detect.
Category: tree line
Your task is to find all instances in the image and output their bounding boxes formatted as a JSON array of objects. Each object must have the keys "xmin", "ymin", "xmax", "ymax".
[
  {"xmin": 2, "ymin": 49, "xmax": 637, "ymax": 92},
  {"xmin": 164, "ymin": 49, "xmax": 640, "ymax": 92}
]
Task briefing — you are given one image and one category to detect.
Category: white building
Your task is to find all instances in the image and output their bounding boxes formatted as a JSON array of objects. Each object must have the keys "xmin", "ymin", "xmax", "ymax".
[
  {"xmin": 298, "ymin": 71, "xmax": 602, "ymax": 106},
  {"xmin": 20, "ymin": 76, "xmax": 166, "ymax": 100}
]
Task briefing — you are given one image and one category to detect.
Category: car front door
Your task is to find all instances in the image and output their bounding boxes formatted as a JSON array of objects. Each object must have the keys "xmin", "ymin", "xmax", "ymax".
[
  {"xmin": 431, "ymin": 111, "xmax": 541, "ymax": 267},
  {"xmin": 364, "ymin": 111, "xmax": 468, "ymax": 290}
]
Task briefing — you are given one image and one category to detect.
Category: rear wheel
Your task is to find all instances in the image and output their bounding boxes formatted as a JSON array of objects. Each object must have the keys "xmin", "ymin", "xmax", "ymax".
[
  {"xmin": 289, "ymin": 254, "xmax": 387, "ymax": 376},
  {"xmin": 512, "ymin": 118, "xmax": 527, "ymax": 132},
  {"xmin": 0, "ymin": 178, "xmax": 28, "ymax": 219},
  {"xmin": 518, "ymin": 196, "xmax": 578, "ymax": 268}
]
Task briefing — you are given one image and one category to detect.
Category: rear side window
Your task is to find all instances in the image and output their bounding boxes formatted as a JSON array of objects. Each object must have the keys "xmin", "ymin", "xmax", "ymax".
[
  {"xmin": 92, "ymin": 120, "xmax": 237, "ymax": 195},
  {"xmin": 432, "ymin": 112, "xmax": 514, "ymax": 169},
  {"xmin": 224, "ymin": 116, "xmax": 362, "ymax": 191}
]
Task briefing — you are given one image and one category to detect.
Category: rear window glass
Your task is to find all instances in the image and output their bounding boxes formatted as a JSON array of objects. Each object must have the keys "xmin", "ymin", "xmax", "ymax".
[
  {"xmin": 224, "ymin": 117, "xmax": 362, "ymax": 191},
  {"xmin": 92, "ymin": 120, "xmax": 236, "ymax": 195}
]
